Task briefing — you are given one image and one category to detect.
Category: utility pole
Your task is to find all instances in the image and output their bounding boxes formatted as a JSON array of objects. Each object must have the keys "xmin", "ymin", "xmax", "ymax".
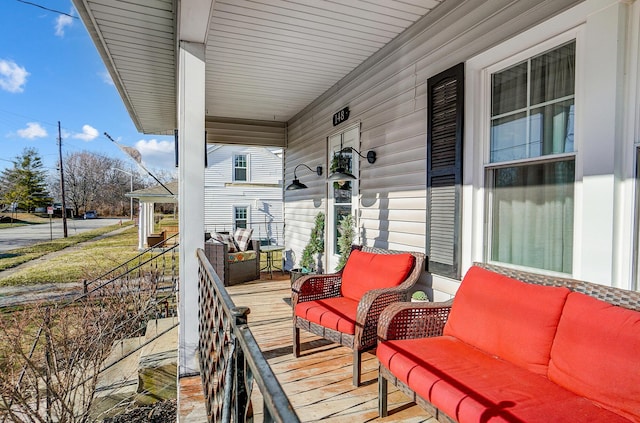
[
  {"xmin": 114, "ymin": 167, "xmax": 134, "ymax": 220},
  {"xmin": 58, "ymin": 122, "xmax": 68, "ymax": 237}
]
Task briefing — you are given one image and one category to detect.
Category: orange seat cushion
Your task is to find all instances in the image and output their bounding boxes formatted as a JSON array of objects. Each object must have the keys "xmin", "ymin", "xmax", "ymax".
[
  {"xmin": 377, "ymin": 336, "xmax": 632, "ymax": 423},
  {"xmin": 340, "ymin": 250, "xmax": 415, "ymax": 302},
  {"xmin": 294, "ymin": 297, "xmax": 359, "ymax": 334},
  {"xmin": 443, "ymin": 266, "xmax": 570, "ymax": 375},
  {"xmin": 549, "ymin": 292, "xmax": 640, "ymax": 422}
]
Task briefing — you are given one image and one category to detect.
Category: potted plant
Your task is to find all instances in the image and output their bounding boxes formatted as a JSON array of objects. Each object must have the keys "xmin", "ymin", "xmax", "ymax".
[
  {"xmin": 291, "ymin": 212, "xmax": 325, "ymax": 284},
  {"xmin": 335, "ymin": 213, "xmax": 355, "ymax": 271},
  {"xmin": 411, "ymin": 290, "xmax": 429, "ymax": 302},
  {"xmin": 330, "ymin": 154, "xmax": 352, "ymax": 191}
]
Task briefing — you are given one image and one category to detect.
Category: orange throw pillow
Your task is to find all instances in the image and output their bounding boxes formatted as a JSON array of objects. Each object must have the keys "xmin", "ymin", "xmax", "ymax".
[
  {"xmin": 549, "ymin": 292, "xmax": 640, "ymax": 422},
  {"xmin": 340, "ymin": 250, "xmax": 415, "ymax": 302},
  {"xmin": 443, "ymin": 266, "xmax": 570, "ymax": 375}
]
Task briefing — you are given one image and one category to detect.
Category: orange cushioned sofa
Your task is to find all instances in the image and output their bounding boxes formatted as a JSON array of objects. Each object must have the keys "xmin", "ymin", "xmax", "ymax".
[{"xmin": 377, "ymin": 263, "xmax": 640, "ymax": 423}]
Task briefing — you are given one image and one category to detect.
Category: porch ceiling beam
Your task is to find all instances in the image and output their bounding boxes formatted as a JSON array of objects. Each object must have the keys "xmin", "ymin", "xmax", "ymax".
[{"xmin": 178, "ymin": 0, "xmax": 214, "ymax": 43}]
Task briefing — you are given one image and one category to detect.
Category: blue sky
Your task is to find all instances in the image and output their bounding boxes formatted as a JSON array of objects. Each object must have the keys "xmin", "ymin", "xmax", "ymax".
[{"xmin": 0, "ymin": 1, "xmax": 176, "ymax": 176}]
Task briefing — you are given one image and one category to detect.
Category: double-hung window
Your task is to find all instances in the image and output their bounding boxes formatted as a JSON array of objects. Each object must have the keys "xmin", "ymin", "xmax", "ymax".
[
  {"xmin": 487, "ymin": 41, "xmax": 576, "ymax": 274},
  {"xmin": 234, "ymin": 154, "xmax": 247, "ymax": 181},
  {"xmin": 235, "ymin": 206, "xmax": 248, "ymax": 229}
]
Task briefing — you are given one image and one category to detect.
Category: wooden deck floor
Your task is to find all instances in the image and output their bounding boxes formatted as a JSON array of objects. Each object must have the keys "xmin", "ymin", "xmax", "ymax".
[{"xmin": 222, "ymin": 272, "xmax": 436, "ymax": 422}]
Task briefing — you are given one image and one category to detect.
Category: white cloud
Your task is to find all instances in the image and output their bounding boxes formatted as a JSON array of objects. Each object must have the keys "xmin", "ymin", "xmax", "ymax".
[
  {"xmin": 0, "ymin": 59, "xmax": 29, "ymax": 93},
  {"xmin": 100, "ymin": 70, "xmax": 114, "ymax": 86},
  {"xmin": 72, "ymin": 124, "xmax": 99, "ymax": 141},
  {"xmin": 55, "ymin": 13, "xmax": 73, "ymax": 37},
  {"xmin": 17, "ymin": 122, "xmax": 47, "ymax": 139},
  {"xmin": 135, "ymin": 138, "xmax": 175, "ymax": 170}
]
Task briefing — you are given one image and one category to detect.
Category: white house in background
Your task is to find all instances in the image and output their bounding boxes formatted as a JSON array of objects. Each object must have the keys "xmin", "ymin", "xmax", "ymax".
[{"xmin": 204, "ymin": 145, "xmax": 283, "ymax": 243}]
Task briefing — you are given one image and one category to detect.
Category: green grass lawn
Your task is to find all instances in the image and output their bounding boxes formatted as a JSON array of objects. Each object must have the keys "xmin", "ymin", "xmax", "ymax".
[
  {"xmin": 0, "ymin": 213, "xmax": 50, "ymax": 229},
  {"xmin": 0, "ymin": 223, "xmax": 147, "ymax": 286}
]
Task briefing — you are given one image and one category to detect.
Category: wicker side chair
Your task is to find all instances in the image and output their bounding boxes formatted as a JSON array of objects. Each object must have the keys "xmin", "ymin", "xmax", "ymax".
[{"xmin": 292, "ymin": 245, "xmax": 425, "ymax": 386}]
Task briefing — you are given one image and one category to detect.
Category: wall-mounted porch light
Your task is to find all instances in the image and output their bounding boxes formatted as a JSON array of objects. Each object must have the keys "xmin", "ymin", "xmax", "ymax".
[
  {"xmin": 327, "ymin": 147, "xmax": 376, "ymax": 182},
  {"xmin": 286, "ymin": 164, "xmax": 323, "ymax": 190}
]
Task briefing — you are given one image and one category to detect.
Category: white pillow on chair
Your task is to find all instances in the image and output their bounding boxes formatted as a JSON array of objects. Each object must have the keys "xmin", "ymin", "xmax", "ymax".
[
  {"xmin": 213, "ymin": 232, "xmax": 239, "ymax": 252},
  {"xmin": 234, "ymin": 228, "xmax": 254, "ymax": 252}
]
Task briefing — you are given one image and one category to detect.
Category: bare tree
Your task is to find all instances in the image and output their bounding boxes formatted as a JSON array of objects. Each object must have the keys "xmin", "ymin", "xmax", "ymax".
[
  {"xmin": 0, "ymin": 270, "xmax": 172, "ymax": 422},
  {"xmin": 49, "ymin": 152, "xmax": 149, "ymax": 217}
]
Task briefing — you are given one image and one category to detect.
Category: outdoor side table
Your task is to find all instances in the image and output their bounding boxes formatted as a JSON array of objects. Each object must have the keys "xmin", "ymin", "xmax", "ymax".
[{"xmin": 261, "ymin": 245, "xmax": 285, "ymax": 278}]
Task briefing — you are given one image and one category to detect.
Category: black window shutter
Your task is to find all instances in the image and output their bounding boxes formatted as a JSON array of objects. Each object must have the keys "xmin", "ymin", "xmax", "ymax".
[{"xmin": 427, "ymin": 63, "xmax": 464, "ymax": 279}]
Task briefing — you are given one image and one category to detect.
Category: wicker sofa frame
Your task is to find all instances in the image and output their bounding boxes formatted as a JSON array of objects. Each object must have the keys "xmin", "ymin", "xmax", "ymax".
[
  {"xmin": 292, "ymin": 245, "xmax": 425, "ymax": 386},
  {"xmin": 377, "ymin": 262, "xmax": 640, "ymax": 422},
  {"xmin": 204, "ymin": 239, "xmax": 260, "ymax": 286}
]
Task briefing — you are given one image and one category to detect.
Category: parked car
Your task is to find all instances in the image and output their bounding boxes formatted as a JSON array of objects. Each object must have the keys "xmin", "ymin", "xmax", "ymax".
[{"xmin": 84, "ymin": 210, "xmax": 98, "ymax": 219}]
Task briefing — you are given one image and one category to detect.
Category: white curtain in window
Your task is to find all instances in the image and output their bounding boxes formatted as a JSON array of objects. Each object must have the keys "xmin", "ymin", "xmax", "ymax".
[{"xmin": 492, "ymin": 161, "xmax": 574, "ymax": 273}]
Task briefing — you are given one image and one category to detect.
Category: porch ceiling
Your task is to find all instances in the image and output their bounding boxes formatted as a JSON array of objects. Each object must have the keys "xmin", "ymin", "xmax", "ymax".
[{"xmin": 73, "ymin": 0, "xmax": 443, "ymax": 136}]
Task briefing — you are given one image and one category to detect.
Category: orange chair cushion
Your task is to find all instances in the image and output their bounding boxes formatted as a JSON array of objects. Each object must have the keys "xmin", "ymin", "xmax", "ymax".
[
  {"xmin": 377, "ymin": 336, "xmax": 632, "ymax": 423},
  {"xmin": 549, "ymin": 292, "xmax": 640, "ymax": 421},
  {"xmin": 340, "ymin": 250, "xmax": 415, "ymax": 302},
  {"xmin": 443, "ymin": 266, "xmax": 570, "ymax": 375},
  {"xmin": 294, "ymin": 297, "xmax": 359, "ymax": 334}
]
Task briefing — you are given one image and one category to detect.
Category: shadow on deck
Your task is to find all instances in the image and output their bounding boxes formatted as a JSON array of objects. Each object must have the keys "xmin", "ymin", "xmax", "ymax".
[{"xmin": 179, "ymin": 271, "xmax": 435, "ymax": 422}]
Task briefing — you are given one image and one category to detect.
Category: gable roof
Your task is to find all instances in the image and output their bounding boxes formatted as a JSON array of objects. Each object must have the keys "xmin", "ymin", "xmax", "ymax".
[{"xmin": 125, "ymin": 181, "xmax": 178, "ymax": 203}]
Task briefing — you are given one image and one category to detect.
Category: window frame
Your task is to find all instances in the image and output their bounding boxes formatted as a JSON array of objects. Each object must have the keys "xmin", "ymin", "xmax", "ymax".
[
  {"xmin": 234, "ymin": 205, "xmax": 249, "ymax": 229},
  {"xmin": 233, "ymin": 153, "xmax": 248, "ymax": 182},
  {"xmin": 482, "ymin": 32, "xmax": 581, "ymax": 275},
  {"xmin": 326, "ymin": 122, "xmax": 360, "ymax": 271}
]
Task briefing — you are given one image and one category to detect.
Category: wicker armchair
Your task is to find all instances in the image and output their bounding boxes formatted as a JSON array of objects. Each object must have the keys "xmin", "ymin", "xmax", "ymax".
[{"xmin": 292, "ymin": 245, "xmax": 425, "ymax": 386}]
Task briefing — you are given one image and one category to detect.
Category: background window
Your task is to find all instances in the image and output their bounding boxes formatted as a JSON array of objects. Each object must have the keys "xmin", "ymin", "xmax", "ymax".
[
  {"xmin": 234, "ymin": 206, "xmax": 248, "ymax": 229},
  {"xmin": 487, "ymin": 41, "xmax": 576, "ymax": 274},
  {"xmin": 234, "ymin": 154, "xmax": 247, "ymax": 181}
]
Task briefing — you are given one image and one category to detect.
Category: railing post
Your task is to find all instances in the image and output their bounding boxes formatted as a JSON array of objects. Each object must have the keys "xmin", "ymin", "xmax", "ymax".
[
  {"xmin": 231, "ymin": 306, "xmax": 250, "ymax": 421},
  {"xmin": 44, "ymin": 307, "xmax": 52, "ymax": 423}
]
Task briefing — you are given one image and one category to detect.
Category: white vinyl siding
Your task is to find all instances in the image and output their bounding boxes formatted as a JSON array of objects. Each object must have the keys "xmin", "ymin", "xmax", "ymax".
[
  {"xmin": 285, "ymin": 0, "xmax": 581, "ymax": 298},
  {"xmin": 205, "ymin": 118, "xmax": 286, "ymax": 147}
]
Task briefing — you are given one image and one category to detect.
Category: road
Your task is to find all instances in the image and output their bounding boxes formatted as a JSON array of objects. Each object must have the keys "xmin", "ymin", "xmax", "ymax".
[{"xmin": 0, "ymin": 218, "xmax": 125, "ymax": 252}]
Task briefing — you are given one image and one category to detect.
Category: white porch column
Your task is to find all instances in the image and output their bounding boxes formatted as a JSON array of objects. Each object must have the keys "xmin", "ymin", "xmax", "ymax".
[
  {"xmin": 178, "ymin": 41, "xmax": 205, "ymax": 376},
  {"xmin": 147, "ymin": 203, "xmax": 155, "ymax": 236},
  {"xmin": 137, "ymin": 202, "xmax": 144, "ymax": 250}
]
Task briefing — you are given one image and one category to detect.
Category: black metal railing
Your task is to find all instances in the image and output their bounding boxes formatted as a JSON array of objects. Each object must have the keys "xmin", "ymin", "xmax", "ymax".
[
  {"xmin": 197, "ymin": 248, "xmax": 299, "ymax": 423},
  {"xmin": 83, "ymin": 232, "xmax": 179, "ymax": 295},
  {"xmin": 205, "ymin": 221, "xmax": 284, "ymax": 246}
]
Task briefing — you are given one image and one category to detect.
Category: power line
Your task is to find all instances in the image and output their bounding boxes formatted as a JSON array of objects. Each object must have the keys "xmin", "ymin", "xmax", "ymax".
[{"xmin": 15, "ymin": 0, "xmax": 78, "ymax": 19}]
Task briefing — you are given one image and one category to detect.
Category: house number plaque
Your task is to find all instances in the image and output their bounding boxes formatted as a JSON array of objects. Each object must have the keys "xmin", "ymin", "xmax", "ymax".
[{"xmin": 332, "ymin": 107, "xmax": 350, "ymax": 126}]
